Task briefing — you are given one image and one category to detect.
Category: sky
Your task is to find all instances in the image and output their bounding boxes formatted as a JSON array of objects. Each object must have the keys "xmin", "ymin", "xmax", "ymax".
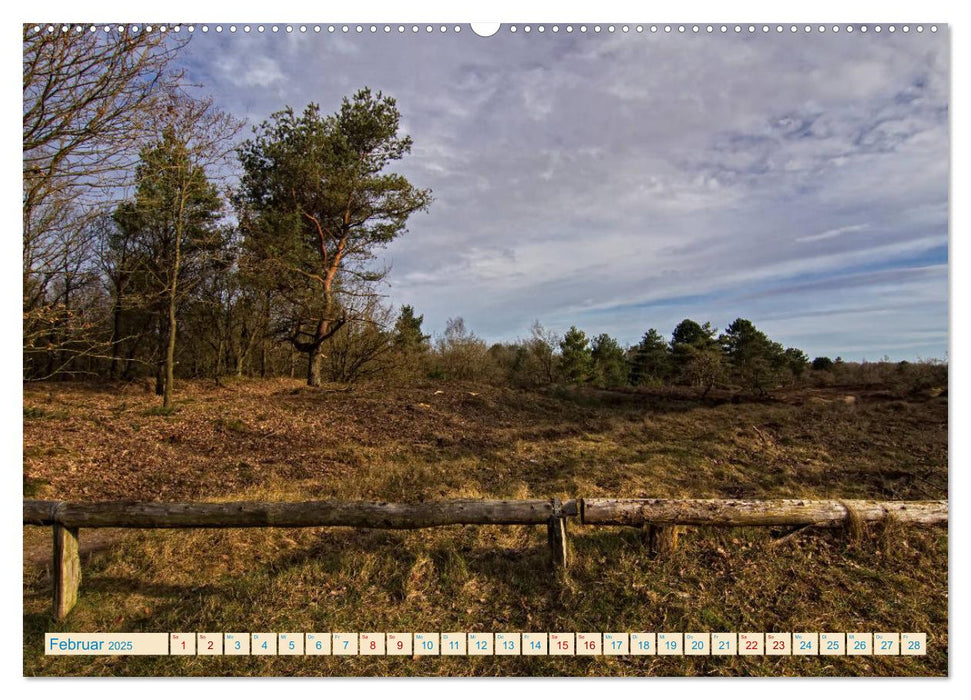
[{"xmin": 178, "ymin": 24, "xmax": 949, "ymax": 362}]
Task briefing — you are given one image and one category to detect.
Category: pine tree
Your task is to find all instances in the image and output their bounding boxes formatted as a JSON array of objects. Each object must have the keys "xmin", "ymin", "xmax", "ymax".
[
  {"xmin": 629, "ymin": 329, "xmax": 671, "ymax": 386},
  {"xmin": 559, "ymin": 326, "xmax": 593, "ymax": 384},
  {"xmin": 591, "ymin": 333, "xmax": 629, "ymax": 387}
]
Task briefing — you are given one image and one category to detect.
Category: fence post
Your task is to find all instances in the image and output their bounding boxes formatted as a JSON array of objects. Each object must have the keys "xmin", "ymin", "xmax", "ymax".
[
  {"xmin": 644, "ymin": 524, "xmax": 680, "ymax": 557},
  {"xmin": 547, "ymin": 498, "xmax": 568, "ymax": 568},
  {"xmin": 53, "ymin": 524, "xmax": 81, "ymax": 621}
]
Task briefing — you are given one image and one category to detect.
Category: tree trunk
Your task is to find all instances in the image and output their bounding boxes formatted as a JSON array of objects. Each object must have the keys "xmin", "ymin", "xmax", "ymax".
[
  {"xmin": 109, "ymin": 294, "xmax": 122, "ymax": 380},
  {"xmin": 307, "ymin": 343, "xmax": 323, "ymax": 387},
  {"xmin": 163, "ymin": 296, "xmax": 177, "ymax": 407},
  {"xmin": 162, "ymin": 228, "xmax": 182, "ymax": 408},
  {"xmin": 215, "ymin": 338, "xmax": 225, "ymax": 380}
]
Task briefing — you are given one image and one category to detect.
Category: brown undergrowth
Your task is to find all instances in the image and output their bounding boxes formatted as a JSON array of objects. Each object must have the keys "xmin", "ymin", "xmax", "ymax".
[{"xmin": 23, "ymin": 378, "xmax": 947, "ymax": 676}]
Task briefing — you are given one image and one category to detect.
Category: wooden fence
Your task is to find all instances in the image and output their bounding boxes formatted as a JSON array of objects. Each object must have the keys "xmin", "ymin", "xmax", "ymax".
[{"xmin": 23, "ymin": 497, "xmax": 947, "ymax": 621}]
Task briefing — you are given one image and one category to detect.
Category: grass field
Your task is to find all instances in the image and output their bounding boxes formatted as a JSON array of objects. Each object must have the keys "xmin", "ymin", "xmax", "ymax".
[{"xmin": 22, "ymin": 378, "xmax": 948, "ymax": 676}]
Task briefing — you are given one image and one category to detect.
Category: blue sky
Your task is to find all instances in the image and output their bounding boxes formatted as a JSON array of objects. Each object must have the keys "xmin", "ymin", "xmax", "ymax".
[{"xmin": 179, "ymin": 25, "xmax": 949, "ymax": 361}]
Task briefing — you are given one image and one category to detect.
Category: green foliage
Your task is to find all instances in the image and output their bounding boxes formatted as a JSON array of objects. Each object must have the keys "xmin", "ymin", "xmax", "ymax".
[
  {"xmin": 114, "ymin": 127, "xmax": 225, "ymax": 279},
  {"xmin": 719, "ymin": 318, "xmax": 787, "ymax": 393},
  {"xmin": 590, "ymin": 333, "xmax": 629, "ymax": 387},
  {"xmin": 671, "ymin": 318, "xmax": 717, "ymax": 347},
  {"xmin": 671, "ymin": 319, "xmax": 721, "ymax": 392},
  {"xmin": 237, "ymin": 91, "xmax": 431, "ymax": 292},
  {"xmin": 812, "ymin": 356, "xmax": 835, "ymax": 372},
  {"xmin": 559, "ymin": 326, "xmax": 593, "ymax": 384},
  {"xmin": 235, "ymin": 88, "xmax": 431, "ymax": 384},
  {"xmin": 393, "ymin": 305, "xmax": 430, "ymax": 354},
  {"xmin": 784, "ymin": 347, "xmax": 810, "ymax": 377},
  {"xmin": 629, "ymin": 328, "xmax": 671, "ymax": 386}
]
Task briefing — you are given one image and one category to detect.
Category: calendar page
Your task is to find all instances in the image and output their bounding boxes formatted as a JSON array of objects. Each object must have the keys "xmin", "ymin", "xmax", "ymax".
[{"xmin": 20, "ymin": 11, "xmax": 949, "ymax": 682}]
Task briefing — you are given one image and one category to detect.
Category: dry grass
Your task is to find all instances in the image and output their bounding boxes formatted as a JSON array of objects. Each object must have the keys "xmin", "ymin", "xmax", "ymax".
[{"xmin": 22, "ymin": 378, "xmax": 947, "ymax": 676}]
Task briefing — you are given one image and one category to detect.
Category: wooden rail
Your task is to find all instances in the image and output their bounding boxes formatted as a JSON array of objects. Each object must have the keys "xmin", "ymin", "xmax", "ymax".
[
  {"xmin": 579, "ymin": 498, "xmax": 949, "ymax": 527},
  {"xmin": 23, "ymin": 497, "xmax": 946, "ymax": 621},
  {"xmin": 23, "ymin": 498, "xmax": 577, "ymax": 529}
]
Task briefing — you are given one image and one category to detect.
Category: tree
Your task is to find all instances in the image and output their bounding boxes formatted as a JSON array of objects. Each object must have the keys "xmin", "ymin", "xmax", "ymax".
[
  {"xmin": 671, "ymin": 318, "xmax": 715, "ymax": 347},
  {"xmin": 670, "ymin": 319, "xmax": 721, "ymax": 395},
  {"xmin": 436, "ymin": 317, "xmax": 488, "ymax": 380},
  {"xmin": 629, "ymin": 328, "xmax": 670, "ymax": 386},
  {"xmin": 527, "ymin": 321, "xmax": 560, "ymax": 384},
  {"xmin": 719, "ymin": 318, "xmax": 787, "ymax": 394},
  {"xmin": 393, "ymin": 305, "xmax": 430, "ymax": 354},
  {"xmin": 591, "ymin": 333, "xmax": 628, "ymax": 387},
  {"xmin": 326, "ymin": 298, "xmax": 395, "ymax": 383},
  {"xmin": 236, "ymin": 89, "xmax": 432, "ymax": 386},
  {"xmin": 812, "ymin": 356, "xmax": 835, "ymax": 372},
  {"xmin": 784, "ymin": 347, "xmax": 810, "ymax": 379},
  {"xmin": 112, "ymin": 94, "xmax": 240, "ymax": 406},
  {"xmin": 560, "ymin": 326, "xmax": 593, "ymax": 384},
  {"xmin": 23, "ymin": 27, "xmax": 187, "ymax": 376}
]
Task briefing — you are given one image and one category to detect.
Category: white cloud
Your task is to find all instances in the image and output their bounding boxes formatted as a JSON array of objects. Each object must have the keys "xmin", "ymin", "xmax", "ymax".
[
  {"xmin": 180, "ymin": 28, "xmax": 949, "ymax": 360},
  {"xmin": 797, "ymin": 223, "xmax": 870, "ymax": 243}
]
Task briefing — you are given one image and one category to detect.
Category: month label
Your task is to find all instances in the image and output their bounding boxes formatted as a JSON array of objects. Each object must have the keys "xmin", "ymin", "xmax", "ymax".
[{"xmin": 44, "ymin": 633, "xmax": 169, "ymax": 656}]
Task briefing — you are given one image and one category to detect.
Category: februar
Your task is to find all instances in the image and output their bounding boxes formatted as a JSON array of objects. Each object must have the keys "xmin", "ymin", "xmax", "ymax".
[{"xmin": 49, "ymin": 637, "xmax": 104, "ymax": 651}]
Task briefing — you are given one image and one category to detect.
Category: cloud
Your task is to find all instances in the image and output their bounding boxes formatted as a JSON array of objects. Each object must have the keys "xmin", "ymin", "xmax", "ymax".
[
  {"xmin": 797, "ymin": 223, "xmax": 870, "ymax": 243},
  {"xmin": 178, "ymin": 28, "xmax": 949, "ymax": 361}
]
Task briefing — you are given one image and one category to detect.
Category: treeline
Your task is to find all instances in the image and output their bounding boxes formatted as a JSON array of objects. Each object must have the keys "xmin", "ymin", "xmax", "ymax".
[
  {"xmin": 388, "ymin": 313, "xmax": 804, "ymax": 393},
  {"xmin": 394, "ymin": 313, "xmax": 946, "ymax": 396}
]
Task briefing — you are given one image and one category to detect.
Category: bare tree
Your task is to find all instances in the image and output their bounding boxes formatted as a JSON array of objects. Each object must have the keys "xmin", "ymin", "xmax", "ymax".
[{"xmin": 23, "ymin": 25, "xmax": 188, "ymax": 377}]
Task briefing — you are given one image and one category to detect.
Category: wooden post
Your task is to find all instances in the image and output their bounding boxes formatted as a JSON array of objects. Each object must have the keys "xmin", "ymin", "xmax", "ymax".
[
  {"xmin": 52, "ymin": 524, "xmax": 81, "ymax": 621},
  {"xmin": 547, "ymin": 498, "xmax": 568, "ymax": 568},
  {"xmin": 644, "ymin": 524, "xmax": 680, "ymax": 557}
]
